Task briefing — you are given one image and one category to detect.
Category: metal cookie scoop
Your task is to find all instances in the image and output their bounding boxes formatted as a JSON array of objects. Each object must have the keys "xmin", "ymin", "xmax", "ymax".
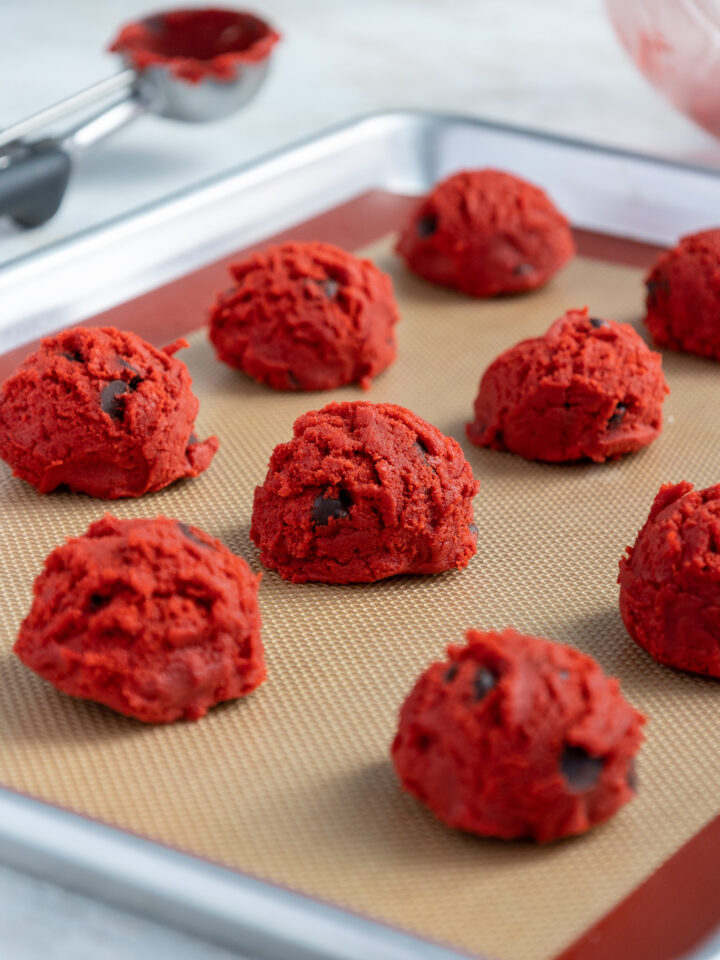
[{"xmin": 0, "ymin": 7, "xmax": 280, "ymax": 228}]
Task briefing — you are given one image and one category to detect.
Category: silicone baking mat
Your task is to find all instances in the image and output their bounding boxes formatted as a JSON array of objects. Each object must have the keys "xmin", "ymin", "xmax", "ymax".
[{"xmin": 1, "ymin": 233, "xmax": 719, "ymax": 960}]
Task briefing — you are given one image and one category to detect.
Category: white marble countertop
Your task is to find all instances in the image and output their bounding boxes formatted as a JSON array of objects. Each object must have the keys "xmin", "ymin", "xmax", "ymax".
[
  {"xmin": 2, "ymin": 0, "xmax": 720, "ymax": 957},
  {"xmin": 2, "ymin": 0, "xmax": 720, "ymax": 268}
]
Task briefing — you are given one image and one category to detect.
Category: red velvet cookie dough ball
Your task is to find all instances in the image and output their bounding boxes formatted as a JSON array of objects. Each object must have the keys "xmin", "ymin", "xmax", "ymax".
[
  {"xmin": 250, "ymin": 401, "xmax": 479, "ymax": 583},
  {"xmin": 396, "ymin": 169, "xmax": 575, "ymax": 297},
  {"xmin": 14, "ymin": 516, "xmax": 265, "ymax": 724},
  {"xmin": 644, "ymin": 229, "xmax": 720, "ymax": 362},
  {"xmin": 209, "ymin": 242, "xmax": 399, "ymax": 391},
  {"xmin": 0, "ymin": 326, "xmax": 217, "ymax": 499},
  {"xmin": 619, "ymin": 481, "xmax": 720, "ymax": 677},
  {"xmin": 392, "ymin": 628, "xmax": 644, "ymax": 843},
  {"xmin": 466, "ymin": 308, "xmax": 668, "ymax": 463}
]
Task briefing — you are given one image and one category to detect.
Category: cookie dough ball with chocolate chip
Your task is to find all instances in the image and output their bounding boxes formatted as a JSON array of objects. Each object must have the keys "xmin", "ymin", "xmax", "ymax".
[
  {"xmin": 619, "ymin": 481, "xmax": 720, "ymax": 677},
  {"xmin": 391, "ymin": 628, "xmax": 644, "ymax": 842},
  {"xmin": 209, "ymin": 242, "xmax": 399, "ymax": 391},
  {"xmin": 0, "ymin": 326, "xmax": 217, "ymax": 498},
  {"xmin": 644, "ymin": 228, "xmax": 720, "ymax": 361},
  {"xmin": 250, "ymin": 401, "xmax": 479, "ymax": 583},
  {"xmin": 396, "ymin": 169, "xmax": 575, "ymax": 297},
  {"xmin": 466, "ymin": 308, "xmax": 668, "ymax": 462},
  {"xmin": 14, "ymin": 516, "xmax": 265, "ymax": 723}
]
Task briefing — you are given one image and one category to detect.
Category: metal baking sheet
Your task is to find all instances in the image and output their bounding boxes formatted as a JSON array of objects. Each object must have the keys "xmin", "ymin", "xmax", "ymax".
[{"xmin": 1, "ymin": 112, "xmax": 720, "ymax": 960}]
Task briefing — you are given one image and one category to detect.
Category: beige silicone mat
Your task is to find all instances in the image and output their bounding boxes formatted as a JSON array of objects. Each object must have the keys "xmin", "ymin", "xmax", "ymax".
[{"xmin": 1, "ymin": 239, "xmax": 720, "ymax": 960}]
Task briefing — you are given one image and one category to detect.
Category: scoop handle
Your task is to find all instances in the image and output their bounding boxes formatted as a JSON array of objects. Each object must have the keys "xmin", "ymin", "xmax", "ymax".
[
  {"xmin": 0, "ymin": 70, "xmax": 137, "ymax": 151},
  {"xmin": 0, "ymin": 141, "xmax": 71, "ymax": 228},
  {"xmin": 0, "ymin": 94, "xmax": 146, "ymax": 229}
]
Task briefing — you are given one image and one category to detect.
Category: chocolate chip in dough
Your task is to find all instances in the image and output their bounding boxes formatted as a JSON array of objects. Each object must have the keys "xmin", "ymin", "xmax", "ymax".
[
  {"xmin": 607, "ymin": 403, "xmax": 627, "ymax": 428},
  {"xmin": 101, "ymin": 381, "xmax": 129, "ymax": 421},
  {"xmin": 312, "ymin": 491, "xmax": 351, "ymax": 525},
  {"xmin": 417, "ymin": 214, "xmax": 437, "ymax": 237},
  {"xmin": 473, "ymin": 667, "xmax": 496, "ymax": 701},
  {"xmin": 561, "ymin": 745, "xmax": 605, "ymax": 792}
]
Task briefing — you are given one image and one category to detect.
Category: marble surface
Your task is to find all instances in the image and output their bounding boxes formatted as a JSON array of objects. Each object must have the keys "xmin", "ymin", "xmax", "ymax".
[
  {"xmin": 2, "ymin": 1, "xmax": 720, "ymax": 957},
  {"xmin": 2, "ymin": 0, "xmax": 720, "ymax": 267},
  {"xmin": 0, "ymin": 863, "xmax": 243, "ymax": 960}
]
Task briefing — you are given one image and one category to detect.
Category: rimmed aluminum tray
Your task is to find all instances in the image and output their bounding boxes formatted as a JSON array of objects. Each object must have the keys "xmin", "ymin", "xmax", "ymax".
[{"xmin": 2, "ymin": 112, "xmax": 720, "ymax": 960}]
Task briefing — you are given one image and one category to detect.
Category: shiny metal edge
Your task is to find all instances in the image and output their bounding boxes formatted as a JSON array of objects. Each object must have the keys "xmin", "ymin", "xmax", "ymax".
[
  {"xmin": 683, "ymin": 930, "xmax": 720, "ymax": 960},
  {"xmin": 0, "ymin": 788, "xmax": 474, "ymax": 960},
  {"xmin": 2, "ymin": 109, "xmax": 720, "ymax": 355},
  {"xmin": 1, "ymin": 110, "xmax": 720, "ymax": 959}
]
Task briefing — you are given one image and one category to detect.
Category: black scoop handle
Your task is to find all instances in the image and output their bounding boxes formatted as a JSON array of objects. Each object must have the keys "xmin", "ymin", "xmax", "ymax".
[{"xmin": 0, "ymin": 141, "xmax": 71, "ymax": 228}]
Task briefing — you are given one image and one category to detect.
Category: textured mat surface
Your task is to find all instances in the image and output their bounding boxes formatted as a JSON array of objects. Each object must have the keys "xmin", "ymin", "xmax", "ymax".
[{"xmin": 1, "ymin": 239, "xmax": 719, "ymax": 960}]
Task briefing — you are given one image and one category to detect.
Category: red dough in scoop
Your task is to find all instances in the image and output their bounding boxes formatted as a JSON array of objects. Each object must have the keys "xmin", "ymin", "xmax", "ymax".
[
  {"xmin": 619, "ymin": 481, "xmax": 720, "ymax": 677},
  {"xmin": 466, "ymin": 308, "xmax": 668, "ymax": 463},
  {"xmin": 396, "ymin": 169, "xmax": 575, "ymax": 297},
  {"xmin": 110, "ymin": 8, "xmax": 280, "ymax": 83},
  {"xmin": 14, "ymin": 516, "xmax": 265, "ymax": 723},
  {"xmin": 251, "ymin": 401, "xmax": 479, "ymax": 583},
  {"xmin": 392, "ymin": 628, "xmax": 644, "ymax": 842},
  {"xmin": 209, "ymin": 242, "xmax": 399, "ymax": 391},
  {"xmin": 644, "ymin": 228, "xmax": 720, "ymax": 362},
  {"xmin": 0, "ymin": 326, "xmax": 217, "ymax": 499}
]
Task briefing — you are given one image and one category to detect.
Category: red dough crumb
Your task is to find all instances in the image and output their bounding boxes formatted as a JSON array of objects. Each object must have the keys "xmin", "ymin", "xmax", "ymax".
[
  {"xmin": 250, "ymin": 401, "xmax": 479, "ymax": 583},
  {"xmin": 396, "ymin": 169, "xmax": 575, "ymax": 297},
  {"xmin": 0, "ymin": 326, "xmax": 218, "ymax": 499},
  {"xmin": 14, "ymin": 516, "xmax": 265, "ymax": 724},
  {"xmin": 209, "ymin": 242, "xmax": 399, "ymax": 391},
  {"xmin": 466, "ymin": 308, "xmax": 668, "ymax": 463},
  {"xmin": 392, "ymin": 628, "xmax": 644, "ymax": 842},
  {"xmin": 619, "ymin": 481, "xmax": 720, "ymax": 677},
  {"xmin": 644, "ymin": 228, "xmax": 720, "ymax": 362},
  {"xmin": 110, "ymin": 8, "xmax": 280, "ymax": 83}
]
